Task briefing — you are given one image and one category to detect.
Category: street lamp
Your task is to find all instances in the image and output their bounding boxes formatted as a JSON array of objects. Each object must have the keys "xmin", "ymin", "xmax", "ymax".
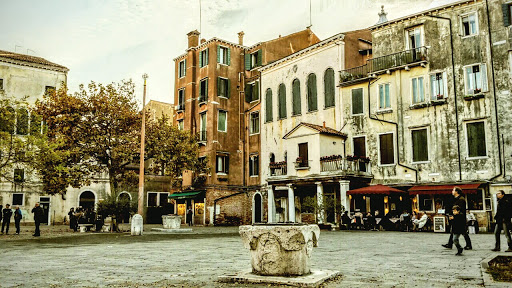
[{"xmin": 138, "ymin": 73, "xmax": 148, "ymax": 216}]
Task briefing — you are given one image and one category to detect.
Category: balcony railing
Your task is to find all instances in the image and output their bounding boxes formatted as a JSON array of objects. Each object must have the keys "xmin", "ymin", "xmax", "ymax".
[
  {"xmin": 339, "ymin": 64, "xmax": 370, "ymax": 83},
  {"xmin": 198, "ymin": 95, "xmax": 208, "ymax": 103},
  {"xmin": 320, "ymin": 158, "xmax": 371, "ymax": 174},
  {"xmin": 176, "ymin": 103, "xmax": 185, "ymax": 111},
  {"xmin": 199, "ymin": 130, "xmax": 207, "ymax": 142},
  {"xmin": 269, "ymin": 162, "xmax": 287, "ymax": 176}
]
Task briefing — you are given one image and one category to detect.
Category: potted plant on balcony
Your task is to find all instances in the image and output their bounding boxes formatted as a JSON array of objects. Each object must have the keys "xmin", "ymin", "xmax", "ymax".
[
  {"xmin": 474, "ymin": 88, "xmax": 482, "ymax": 94},
  {"xmin": 436, "ymin": 94, "xmax": 444, "ymax": 100},
  {"xmin": 296, "ymin": 157, "xmax": 303, "ymax": 164},
  {"xmin": 360, "ymin": 156, "xmax": 371, "ymax": 163},
  {"xmin": 346, "ymin": 155, "xmax": 355, "ymax": 161}
]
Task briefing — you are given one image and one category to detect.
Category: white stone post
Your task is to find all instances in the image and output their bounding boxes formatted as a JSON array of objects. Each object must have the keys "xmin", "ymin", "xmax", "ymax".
[
  {"xmin": 267, "ymin": 185, "xmax": 275, "ymax": 223},
  {"xmin": 287, "ymin": 184, "xmax": 295, "ymax": 223},
  {"xmin": 316, "ymin": 182, "xmax": 324, "ymax": 224},
  {"xmin": 339, "ymin": 180, "xmax": 350, "ymax": 214}
]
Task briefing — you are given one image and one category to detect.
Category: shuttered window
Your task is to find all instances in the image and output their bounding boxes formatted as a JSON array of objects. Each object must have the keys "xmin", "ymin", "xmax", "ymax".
[
  {"xmin": 307, "ymin": 73, "xmax": 317, "ymax": 112},
  {"xmin": 178, "ymin": 60, "xmax": 186, "ymax": 77},
  {"xmin": 218, "ymin": 110, "xmax": 227, "ymax": 132},
  {"xmin": 16, "ymin": 108, "xmax": 29, "ymax": 135},
  {"xmin": 379, "ymin": 133, "xmax": 394, "ymax": 165},
  {"xmin": 265, "ymin": 88, "xmax": 273, "ymax": 122},
  {"xmin": 278, "ymin": 83, "xmax": 287, "ymax": 119},
  {"xmin": 199, "ymin": 78, "xmax": 208, "ymax": 102},
  {"xmin": 412, "ymin": 128, "xmax": 428, "ymax": 162},
  {"xmin": 379, "ymin": 83, "xmax": 390, "ymax": 109},
  {"xmin": 324, "ymin": 68, "xmax": 335, "ymax": 108},
  {"xmin": 465, "ymin": 64, "xmax": 488, "ymax": 94},
  {"xmin": 292, "ymin": 79, "xmax": 301, "ymax": 115},
  {"xmin": 199, "ymin": 48, "xmax": 209, "ymax": 68},
  {"xmin": 217, "ymin": 77, "xmax": 230, "ymax": 98},
  {"xmin": 216, "ymin": 154, "xmax": 229, "ymax": 174},
  {"xmin": 249, "ymin": 154, "xmax": 259, "ymax": 176},
  {"xmin": 30, "ymin": 113, "xmax": 42, "ymax": 135},
  {"xmin": 217, "ymin": 45, "xmax": 230, "ymax": 65},
  {"xmin": 353, "ymin": 136, "xmax": 366, "ymax": 157},
  {"xmin": 351, "ymin": 88, "xmax": 363, "ymax": 115},
  {"xmin": 503, "ymin": 4, "xmax": 512, "ymax": 27},
  {"xmin": 466, "ymin": 121, "xmax": 486, "ymax": 157}
]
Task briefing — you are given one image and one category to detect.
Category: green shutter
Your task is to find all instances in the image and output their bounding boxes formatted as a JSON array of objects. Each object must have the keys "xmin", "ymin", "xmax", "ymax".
[
  {"xmin": 266, "ymin": 89, "xmax": 273, "ymax": 122},
  {"xmin": 254, "ymin": 81, "xmax": 259, "ymax": 101},
  {"xmin": 205, "ymin": 78, "xmax": 208, "ymax": 100},
  {"xmin": 412, "ymin": 129, "xmax": 428, "ymax": 162},
  {"xmin": 249, "ymin": 157, "xmax": 253, "ymax": 176},
  {"xmin": 324, "ymin": 68, "xmax": 335, "ymax": 108},
  {"xmin": 183, "ymin": 59, "xmax": 187, "ymax": 76},
  {"xmin": 217, "ymin": 45, "xmax": 220, "ymax": 63},
  {"xmin": 467, "ymin": 122, "xmax": 486, "ymax": 157},
  {"xmin": 217, "ymin": 77, "xmax": 221, "ymax": 97},
  {"xmin": 199, "ymin": 51, "xmax": 203, "ymax": 68},
  {"xmin": 205, "ymin": 48, "xmax": 209, "ymax": 65},
  {"xmin": 30, "ymin": 113, "xmax": 42, "ymax": 135},
  {"xmin": 245, "ymin": 53, "xmax": 251, "ymax": 70},
  {"xmin": 503, "ymin": 4, "xmax": 511, "ymax": 27},
  {"xmin": 226, "ymin": 78, "xmax": 230, "ymax": 99},
  {"xmin": 292, "ymin": 79, "xmax": 301, "ymax": 115},
  {"xmin": 245, "ymin": 84, "xmax": 251, "ymax": 102},
  {"xmin": 278, "ymin": 83, "xmax": 286, "ymax": 119},
  {"xmin": 257, "ymin": 49, "xmax": 262, "ymax": 66},
  {"xmin": 307, "ymin": 74, "xmax": 317, "ymax": 111},
  {"xmin": 352, "ymin": 88, "xmax": 363, "ymax": 114},
  {"xmin": 225, "ymin": 155, "xmax": 229, "ymax": 174},
  {"xmin": 227, "ymin": 48, "xmax": 231, "ymax": 66},
  {"xmin": 255, "ymin": 156, "xmax": 259, "ymax": 175}
]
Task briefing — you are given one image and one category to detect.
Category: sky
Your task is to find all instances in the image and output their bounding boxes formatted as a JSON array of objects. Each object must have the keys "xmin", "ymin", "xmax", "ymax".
[{"xmin": 0, "ymin": 0, "xmax": 459, "ymax": 106}]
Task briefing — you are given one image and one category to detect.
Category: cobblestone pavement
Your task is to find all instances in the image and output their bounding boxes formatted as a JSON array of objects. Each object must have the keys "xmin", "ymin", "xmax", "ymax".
[{"xmin": 0, "ymin": 226, "xmax": 505, "ymax": 287}]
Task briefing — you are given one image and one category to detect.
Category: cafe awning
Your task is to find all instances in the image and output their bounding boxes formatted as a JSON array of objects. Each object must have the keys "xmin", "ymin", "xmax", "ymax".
[
  {"xmin": 168, "ymin": 190, "xmax": 205, "ymax": 200},
  {"xmin": 408, "ymin": 183, "xmax": 482, "ymax": 195},
  {"xmin": 347, "ymin": 184, "xmax": 406, "ymax": 195}
]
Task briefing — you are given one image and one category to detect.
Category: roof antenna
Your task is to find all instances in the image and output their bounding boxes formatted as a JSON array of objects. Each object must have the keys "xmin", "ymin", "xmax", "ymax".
[
  {"xmin": 309, "ymin": 0, "xmax": 312, "ymax": 28},
  {"xmin": 199, "ymin": 0, "xmax": 202, "ymax": 38}
]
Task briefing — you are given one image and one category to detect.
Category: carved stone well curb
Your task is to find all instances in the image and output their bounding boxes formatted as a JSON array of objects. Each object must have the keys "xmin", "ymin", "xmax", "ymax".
[
  {"xmin": 239, "ymin": 224, "xmax": 320, "ymax": 276},
  {"xmin": 162, "ymin": 215, "xmax": 182, "ymax": 229}
]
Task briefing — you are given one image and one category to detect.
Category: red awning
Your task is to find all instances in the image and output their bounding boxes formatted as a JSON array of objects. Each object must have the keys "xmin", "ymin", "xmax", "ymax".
[
  {"xmin": 408, "ymin": 183, "xmax": 482, "ymax": 195},
  {"xmin": 347, "ymin": 184, "xmax": 406, "ymax": 195}
]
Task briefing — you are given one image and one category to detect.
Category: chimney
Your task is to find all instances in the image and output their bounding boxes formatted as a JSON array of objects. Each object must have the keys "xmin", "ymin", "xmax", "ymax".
[
  {"xmin": 323, "ymin": 121, "xmax": 326, "ymax": 128},
  {"xmin": 201, "ymin": 38, "xmax": 206, "ymax": 44},
  {"xmin": 187, "ymin": 30, "xmax": 200, "ymax": 48},
  {"xmin": 238, "ymin": 31, "xmax": 244, "ymax": 45},
  {"xmin": 376, "ymin": 5, "xmax": 388, "ymax": 25}
]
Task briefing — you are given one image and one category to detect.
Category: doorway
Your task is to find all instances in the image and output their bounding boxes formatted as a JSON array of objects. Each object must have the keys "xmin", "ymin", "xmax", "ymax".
[
  {"xmin": 79, "ymin": 191, "xmax": 96, "ymax": 210},
  {"xmin": 39, "ymin": 197, "xmax": 50, "ymax": 225},
  {"xmin": 253, "ymin": 193, "xmax": 262, "ymax": 223}
]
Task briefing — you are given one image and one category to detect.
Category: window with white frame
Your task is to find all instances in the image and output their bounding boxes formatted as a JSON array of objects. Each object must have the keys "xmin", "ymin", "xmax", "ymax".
[
  {"xmin": 419, "ymin": 195, "xmax": 434, "ymax": 212},
  {"xmin": 218, "ymin": 46, "xmax": 229, "ymax": 65},
  {"xmin": 461, "ymin": 12, "xmax": 478, "ymax": 37},
  {"xmin": 177, "ymin": 89, "xmax": 185, "ymax": 110},
  {"xmin": 466, "ymin": 189, "xmax": 485, "ymax": 211},
  {"xmin": 411, "ymin": 77, "xmax": 425, "ymax": 104},
  {"xmin": 0, "ymin": 78, "xmax": 3, "ymax": 90},
  {"xmin": 351, "ymin": 88, "xmax": 364, "ymax": 115},
  {"xmin": 379, "ymin": 83, "xmax": 390, "ymax": 109},
  {"xmin": 178, "ymin": 60, "xmax": 186, "ymax": 78},
  {"xmin": 216, "ymin": 154, "xmax": 229, "ymax": 174},
  {"xmin": 379, "ymin": 133, "xmax": 394, "ymax": 165},
  {"xmin": 249, "ymin": 154, "xmax": 259, "ymax": 176},
  {"xmin": 218, "ymin": 110, "xmax": 227, "ymax": 132},
  {"xmin": 12, "ymin": 193, "xmax": 24, "ymax": 206},
  {"xmin": 250, "ymin": 111, "xmax": 259, "ymax": 134},
  {"xmin": 147, "ymin": 192, "xmax": 169, "ymax": 207},
  {"xmin": 411, "ymin": 128, "xmax": 428, "ymax": 163},
  {"xmin": 199, "ymin": 78, "xmax": 208, "ymax": 102},
  {"xmin": 466, "ymin": 121, "xmax": 487, "ymax": 158},
  {"xmin": 199, "ymin": 48, "xmax": 209, "ymax": 68},
  {"xmin": 177, "ymin": 119, "xmax": 184, "ymax": 130},
  {"xmin": 14, "ymin": 168, "xmax": 24, "ymax": 182},
  {"xmin": 406, "ymin": 26, "xmax": 423, "ymax": 49},
  {"xmin": 464, "ymin": 64, "xmax": 488, "ymax": 95},
  {"xmin": 218, "ymin": 77, "xmax": 229, "ymax": 98},
  {"xmin": 250, "ymin": 50, "xmax": 260, "ymax": 69},
  {"xmin": 199, "ymin": 112, "xmax": 207, "ymax": 141},
  {"xmin": 430, "ymin": 72, "xmax": 445, "ymax": 100}
]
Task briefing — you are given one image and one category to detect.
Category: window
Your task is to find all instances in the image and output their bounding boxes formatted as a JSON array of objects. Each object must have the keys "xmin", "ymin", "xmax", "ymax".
[
  {"xmin": 292, "ymin": 79, "xmax": 301, "ymax": 115},
  {"xmin": 502, "ymin": 3, "xmax": 512, "ymax": 27},
  {"xmin": 30, "ymin": 112, "xmax": 42, "ymax": 135},
  {"xmin": 419, "ymin": 195, "xmax": 433, "ymax": 211},
  {"xmin": 16, "ymin": 108, "xmax": 29, "ymax": 135},
  {"xmin": 199, "ymin": 78, "xmax": 208, "ymax": 102},
  {"xmin": 461, "ymin": 13, "xmax": 478, "ymax": 37},
  {"xmin": 353, "ymin": 136, "xmax": 366, "ymax": 157},
  {"xmin": 324, "ymin": 68, "xmax": 335, "ymax": 108},
  {"xmin": 297, "ymin": 143, "xmax": 308, "ymax": 168},
  {"xmin": 14, "ymin": 169, "xmax": 24, "ymax": 182},
  {"xmin": 412, "ymin": 128, "xmax": 428, "ymax": 162},
  {"xmin": 464, "ymin": 64, "xmax": 487, "ymax": 95},
  {"xmin": 0, "ymin": 78, "xmax": 3, "ymax": 90},
  {"xmin": 351, "ymin": 88, "xmax": 364, "ymax": 115},
  {"xmin": 178, "ymin": 59, "xmax": 186, "ymax": 78},
  {"xmin": 379, "ymin": 83, "xmax": 390, "ymax": 109},
  {"xmin": 177, "ymin": 119, "xmax": 184, "ymax": 130},
  {"xmin": 278, "ymin": 83, "xmax": 287, "ymax": 119},
  {"xmin": 467, "ymin": 190, "xmax": 484, "ymax": 211},
  {"xmin": 251, "ymin": 50, "xmax": 261, "ymax": 69},
  {"xmin": 217, "ymin": 45, "xmax": 230, "ymax": 65},
  {"xmin": 147, "ymin": 192, "xmax": 169, "ymax": 207},
  {"xmin": 250, "ymin": 111, "xmax": 259, "ymax": 134},
  {"xmin": 177, "ymin": 89, "xmax": 185, "ymax": 111},
  {"xmin": 249, "ymin": 154, "xmax": 259, "ymax": 176},
  {"xmin": 199, "ymin": 112, "xmax": 207, "ymax": 141},
  {"xmin": 245, "ymin": 81, "xmax": 259, "ymax": 102},
  {"xmin": 44, "ymin": 86, "xmax": 55, "ymax": 96},
  {"xmin": 216, "ymin": 154, "xmax": 229, "ymax": 174},
  {"xmin": 406, "ymin": 27, "xmax": 422, "ymax": 49},
  {"xmin": 218, "ymin": 110, "xmax": 227, "ymax": 132},
  {"xmin": 430, "ymin": 72, "xmax": 445, "ymax": 100},
  {"xmin": 379, "ymin": 133, "xmax": 394, "ymax": 165},
  {"xmin": 466, "ymin": 121, "xmax": 486, "ymax": 158},
  {"xmin": 307, "ymin": 74, "xmax": 317, "ymax": 112},
  {"xmin": 0, "ymin": 106, "xmax": 15, "ymax": 134},
  {"xmin": 265, "ymin": 88, "xmax": 273, "ymax": 122},
  {"xmin": 12, "ymin": 193, "xmax": 24, "ymax": 206},
  {"xmin": 412, "ymin": 77, "xmax": 425, "ymax": 104},
  {"xmin": 217, "ymin": 77, "xmax": 229, "ymax": 98},
  {"xmin": 199, "ymin": 48, "xmax": 209, "ymax": 68}
]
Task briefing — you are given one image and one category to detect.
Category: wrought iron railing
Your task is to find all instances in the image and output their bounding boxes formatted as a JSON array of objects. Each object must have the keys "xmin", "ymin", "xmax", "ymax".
[
  {"xmin": 339, "ymin": 64, "xmax": 370, "ymax": 83},
  {"xmin": 269, "ymin": 162, "xmax": 287, "ymax": 176},
  {"xmin": 198, "ymin": 95, "xmax": 208, "ymax": 103},
  {"xmin": 320, "ymin": 158, "xmax": 344, "ymax": 172}
]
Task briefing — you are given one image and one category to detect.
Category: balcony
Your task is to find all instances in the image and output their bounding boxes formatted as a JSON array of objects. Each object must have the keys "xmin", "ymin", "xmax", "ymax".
[
  {"xmin": 269, "ymin": 161, "xmax": 287, "ymax": 176},
  {"xmin": 199, "ymin": 130, "xmax": 207, "ymax": 142},
  {"xmin": 198, "ymin": 95, "xmax": 208, "ymax": 104},
  {"xmin": 340, "ymin": 46, "xmax": 428, "ymax": 85},
  {"xmin": 320, "ymin": 155, "xmax": 371, "ymax": 174}
]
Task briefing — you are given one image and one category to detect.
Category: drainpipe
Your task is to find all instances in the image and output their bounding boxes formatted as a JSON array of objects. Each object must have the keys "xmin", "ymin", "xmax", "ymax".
[
  {"xmin": 425, "ymin": 13, "xmax": 462, "ymax": 181},
  {"xmin": 368, "ymin": 78, "xmax": 418, "ymax": 183},
  {"xmin": 484, "ymin": 0, "xmax": 503, "ymax": 181}
]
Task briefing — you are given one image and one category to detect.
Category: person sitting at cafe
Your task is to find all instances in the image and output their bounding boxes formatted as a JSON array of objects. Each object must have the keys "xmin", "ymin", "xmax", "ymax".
[
  {"xmin": 351, "ymin": 210, "xmax": 364, "ymax": 230},
  {"xmin": 412, "ymin": 212, "xmax": 429, "ymax": 231},
  {"xmin": 400, "ymin": 210, "xmax": 411, "ymax": 231},
  {"xmin": 466, "ymin": 210, "xmax": 479, "ymax": 234},
  {"xmin": 340, "ymin": 211, "xmax": 351, "ymax": 230},
  {"xmin": 364, "ymin": 212, "xmax": 376, "ymax": 230}
]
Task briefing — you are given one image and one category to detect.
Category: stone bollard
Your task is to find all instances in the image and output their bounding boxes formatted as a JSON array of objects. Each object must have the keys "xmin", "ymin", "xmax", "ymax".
[
  {"xmin": 239, "ymin": 224, "xmax": 320, "ymax": 276},
  {"xmin": 162, "ymin": 215, "xmax": 182, "ymax": 229},
  {"xmin": 131, "ymin": 214, "xmax": 143, "ymax": 236}
]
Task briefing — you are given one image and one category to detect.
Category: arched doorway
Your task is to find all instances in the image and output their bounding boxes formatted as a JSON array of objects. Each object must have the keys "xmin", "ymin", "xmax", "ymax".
[
  {"xmin": 253, "ymin": 193, "xmax": 262, "ymax": 223},
  {"xmin": 117, "ymin": 192, "xmax": 132, "ymax": 223},
  {"xmin": 79, "ymin": 191, "xmax": 96, "ymax": 210}
]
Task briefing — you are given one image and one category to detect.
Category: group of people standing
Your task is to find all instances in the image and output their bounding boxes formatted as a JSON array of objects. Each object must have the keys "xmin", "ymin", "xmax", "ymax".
[
  {"xmin": 0, "ymin": 202, "xmax": 45, "ymax": 236},
  {"xmin": 68, "ymin": 207, "xmax": 96, "ymax": 232}
]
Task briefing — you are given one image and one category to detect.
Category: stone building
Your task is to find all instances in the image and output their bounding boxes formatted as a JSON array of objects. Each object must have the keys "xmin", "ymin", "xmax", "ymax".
[
  {"xmin": 259, "ymin": 30, "xmax": 372, "ymax": 225},
  {"xmin": 172, "ymin": 29, "xmax": 320, "ymax": 225},
  {"xmin": 338, "ymin": 0, "xmax": 512, "ymax": 230}
]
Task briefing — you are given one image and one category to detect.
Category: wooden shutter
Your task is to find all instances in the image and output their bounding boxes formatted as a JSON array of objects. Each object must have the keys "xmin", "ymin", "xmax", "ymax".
[
  {"xmin": 217, "ymin": 77, "xmax": 221, "ymax": 96},
  {"xmin": 205, "ymin": 48, "xmax": 209, "ymax": 65},
  {"xmin": 265, "ymin": 89, "xmax": 273, "ymax": 122},
  {"xmin": 216, "ymin": 155, "xmax": 219, "ymax": 172},
  {"xmin": 278, "ymin": 83, "xmax": 286, "ymax": 119},
  {"xmin": 245, "ymin": 84, "xmax": 252, "ymax": 102},
  {"xmin": 352, "ymin": 88, "xmax": 363, "ymax": 114},
  {"xmin": 324, "ymin": 68, "xmax": 335, "ymax": 108},
  {"xmin": 227, "ymin": 47, "xmax": 231, "ymax": 66},
  {"xmin": 379, "ymin": 133, "xmax": 394, "ymax": 164},
  {"xmin": 412, "ymin": 129, "xmax": 428, "ymax": 162},
  {"xmin": 249, "ymin": 157, "xmax": 254, "ymax": 176},
  {"xmin": 199, "ymin": 51, "xmax": 203, "ymax": 67},
  {"xmin": 225, "ymin": 155, "xmax": 229, "ymax": 174},
  {"xmin": 257, "ymin": 49, "xmax": 262, "ymax": 66},
  {"xmin": 307, "ymin": 74, "xmax": 317, "ymax": 111},
  {"xmin": 205, "ymin": 78, "xmax": 209, "ymax": 100},
  {"xmin": 217, "ymin": 45, "xmax": 221, "ymax": 63},
  {"xmin": 183, "ymin": 59, "xmax": 187, "ymax": 76},
  {"xmin": 254, "ymin": 81, "xmax": 259, "ymax": 101},
  {"xmin": 292, "ymin": 79, "xmax": 301, "ymax": 115},
  {"xmin": 467, "ymin": 122, "xmax": 486, "ymax": 157},
  {"xmin": 255, "ymin": 155, "xmax": 259, "ymax": 175},
  {"xmin": 353, "ymin": 137, "xmax": 366, "ymax": 157},
  {"xmin": 245, "ymin": 53, "xmax": 251, "ymax": 70},
  {"xmin": 299, "ymin": 143, "xmax": 308, "ymax": 162},
  {"xmin": 226, "ymin": 79, "xmax": 230, "ymax": 99},
  {"xmin": 503, "ymin": 4, "xmax": 511, "ymax": 27}
]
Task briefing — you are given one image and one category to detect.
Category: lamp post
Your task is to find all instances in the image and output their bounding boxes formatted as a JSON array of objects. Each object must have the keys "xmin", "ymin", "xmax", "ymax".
[{"xmin": 138, "ymin": 73, "xmax": 148, "ymax": 216}]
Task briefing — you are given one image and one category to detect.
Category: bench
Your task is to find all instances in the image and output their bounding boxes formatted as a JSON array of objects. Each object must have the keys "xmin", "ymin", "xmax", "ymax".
[{"xmin": 78, "ymin": 224, "xmax": 93, "ymax": 233}]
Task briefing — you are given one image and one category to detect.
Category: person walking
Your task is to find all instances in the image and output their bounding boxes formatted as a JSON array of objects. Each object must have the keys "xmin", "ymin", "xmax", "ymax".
[
  {"xmin": 32, "ymin": 202, "xmax": 44, "ymax": 237},
  {"xmin": 68, "ymin": 208, "xmax": 76, "ymax": 231},
  {"xmin": 492, "ymin": 190, "xmax": 512, "ymax": 252},
  {"xmin": 1, "ymin": 204, "xmax": 13, "ymax": 234},
  {"xmin": 13, "ymin": 205, "xmax": 22, "ymax": 235},
  {"xmin": 186, "ymin": 206, "xmax": 193, "ymax": 226},
  {"xmin": 442, "ymin": 187, "xmax": 472, "ymax": 250},
  {"xmin": 449, "ymin": 205, "xmax": 465, "ymax": 256}
]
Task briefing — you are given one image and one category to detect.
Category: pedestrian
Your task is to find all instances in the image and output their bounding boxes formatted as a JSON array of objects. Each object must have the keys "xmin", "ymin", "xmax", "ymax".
[
  {"xmin": 442, "ymin": 187, "xmax": 472, "ymax": 250},
  {"xmin": 492, "ymin": 190, "xmax": 512, "ymax": 252},
  {"xmin": 68, "ymin": 208, "xmax": 76, "ymax": 230},
  {"xmin": 449, "ymin": 205, "xmax": 465, "ymax": 256},
  {"xmin": 31, "ymin": 202, "xmax": 44, "ymax": 237},
  {"xmin": 1, "ymin": 204, "xmax": 13, "ymax": 234},
  {"xmin": 0, "ymin": 204, "xmax": 3, "ymax": 224},
  {"xmin": 186, "ymin": 206, "xmax": 193, "ymax": 226},
  {"xmin": 14, "ymin": 205, "xmax": 22, "ymax": 235}
]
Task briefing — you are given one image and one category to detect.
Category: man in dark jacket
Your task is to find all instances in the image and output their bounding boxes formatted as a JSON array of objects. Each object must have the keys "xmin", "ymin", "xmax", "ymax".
[
  {"xmin": 2, "ymin": 204, "xmax": 13, "ymax": 234},
  {"xmin": 13, "ymin": 205, "xmax": 22, "ymax": 235},
  {"xmin": 450, "ymin": 205, "xmax": 466, "ymax": 256},
  {"xmin": 32, "ymin": 202, "xmax": 44, "ymax": 237},
  {"xmin": 492, "ymin": 190, "xmax": 512, "ymax": 252},
  {"xmin": 442, "ymin": 187, "xmax": 472, "ymax": 250}
]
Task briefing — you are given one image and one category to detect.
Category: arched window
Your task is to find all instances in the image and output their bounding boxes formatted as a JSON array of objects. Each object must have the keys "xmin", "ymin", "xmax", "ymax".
[
  {"xmin": 324, "ymin": 68, "xmax": 335, "ymax": 108},
  {"xmin": 307, "ymin": 73, "xmax": 317, "ymax": 112},
  {"xmin": 16, "ymin": 108, "xmax": 29, "ymax": 135},
  {"xmin": 292, "ymin": 79, "xmax": 301, "ymax": 115},
  {"xmin": 0, "ymin": 106, "xmax": 15, "ymax": 134},
  {"xmin": 278, "ymin": 83, "xmax": 286, "ymax": 119},
  {"xmin": 265, "ymin": 88, "xmax": 273, "ymax": 122},
  {"xmin": 30, "ymin": 112, "xmax": 42, "ymax": 135}
]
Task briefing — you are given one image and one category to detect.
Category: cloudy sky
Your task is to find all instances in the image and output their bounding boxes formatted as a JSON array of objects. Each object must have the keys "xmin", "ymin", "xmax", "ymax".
[{"xmin": 1, "ymin": 0, "xmax": 458, "ymax": 105}]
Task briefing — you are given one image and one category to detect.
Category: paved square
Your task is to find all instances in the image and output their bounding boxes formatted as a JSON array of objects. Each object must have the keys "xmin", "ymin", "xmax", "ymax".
[{"xmin": 0, "ymin": 226, "xmax": 504, "ymax": 287}]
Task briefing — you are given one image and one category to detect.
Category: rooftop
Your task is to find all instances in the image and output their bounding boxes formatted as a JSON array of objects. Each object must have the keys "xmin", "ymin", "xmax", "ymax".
[{"xmin": 0, "ymin": 50, "xmax": 69, "ymax": 72}]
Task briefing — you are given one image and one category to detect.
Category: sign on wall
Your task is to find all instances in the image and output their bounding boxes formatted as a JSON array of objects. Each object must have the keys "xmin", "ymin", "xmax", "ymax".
[{"xmin": 433, "ymin": 216, "xmax": 446, "ymax": 233}]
